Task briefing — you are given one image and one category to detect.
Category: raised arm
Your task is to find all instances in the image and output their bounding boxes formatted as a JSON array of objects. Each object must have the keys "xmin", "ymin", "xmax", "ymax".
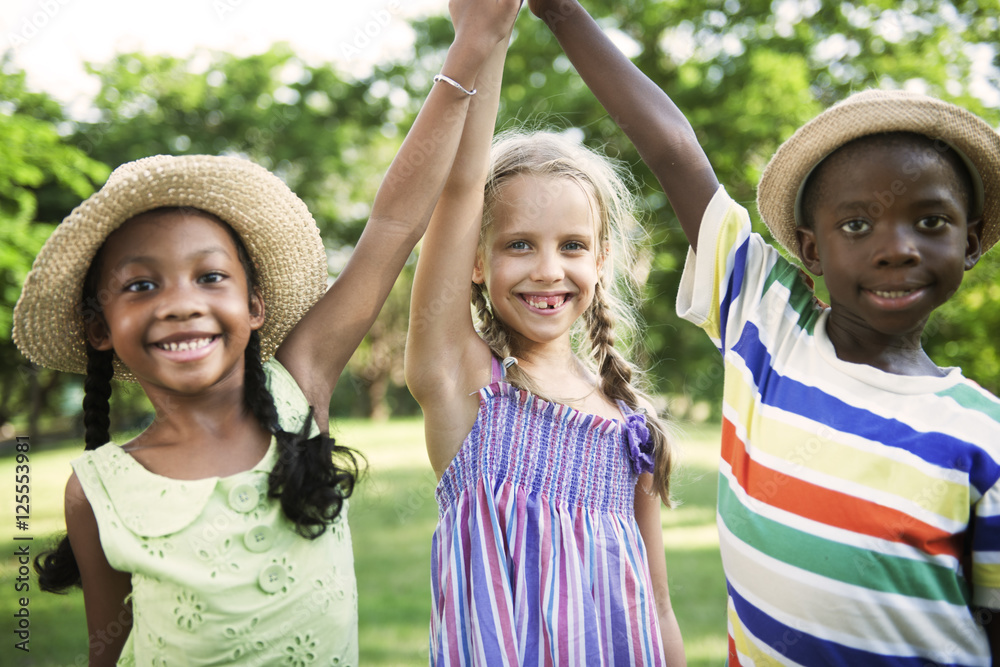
[
  {"xmin": 529, "ymin": 0, "xmax": 718, "ymax": 251},
  {"xmin": 404, "ymin": 12, "xmax": 515, "ymax": 474},
  {"xmin": 277, "ymin": 0, "xmax": 523, "ymax": 415}
]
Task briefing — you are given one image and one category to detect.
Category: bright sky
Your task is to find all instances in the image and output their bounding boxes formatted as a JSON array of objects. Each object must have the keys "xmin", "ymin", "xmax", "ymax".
[{"xmin": 2, "ymin": 0, "xmax": 449, "ymax": 113}]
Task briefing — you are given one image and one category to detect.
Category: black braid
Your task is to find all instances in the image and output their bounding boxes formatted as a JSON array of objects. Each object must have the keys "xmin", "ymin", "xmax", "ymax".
[
  {"xmin": 83, "ymin": 344, "xmax": 115, "ymax": 450},
  {"xmin": 35, "ymin": 343, "xmax": 116, "ymax": 592},
  {"xmin": 243, "ymin": 330, "xmax": 361, "ymax": 538}
]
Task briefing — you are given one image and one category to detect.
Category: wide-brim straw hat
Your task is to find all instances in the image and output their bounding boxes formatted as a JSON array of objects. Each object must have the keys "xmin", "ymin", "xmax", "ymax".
[
  {"xmin": 757, "ymin": 89, "xmax": 1000, "ymax": 257},
  {"xmin": 13, "ymin": 154, "xmax": 328, "ymax": 381}
]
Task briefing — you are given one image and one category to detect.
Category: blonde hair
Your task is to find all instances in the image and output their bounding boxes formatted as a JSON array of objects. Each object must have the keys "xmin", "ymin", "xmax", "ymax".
[{"xmin": 472, "ymin": 130, "xmax": 675, "ymax": 505}]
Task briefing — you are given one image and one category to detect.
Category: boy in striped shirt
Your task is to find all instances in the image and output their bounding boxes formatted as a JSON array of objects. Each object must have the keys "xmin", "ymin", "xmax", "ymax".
[{"xmin": 529, "ymin": 0, "xmax": 1000, "ymax": 664}]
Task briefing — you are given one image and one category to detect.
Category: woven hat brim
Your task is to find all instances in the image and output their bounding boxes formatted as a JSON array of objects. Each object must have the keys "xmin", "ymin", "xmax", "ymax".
[
  {"xmin": 13, "ymin": 155, "xmax": 328, "ymax": 381},
  {"xmin": 757, "ymin": 89, "xmax": 1000, "ymax": 258}
]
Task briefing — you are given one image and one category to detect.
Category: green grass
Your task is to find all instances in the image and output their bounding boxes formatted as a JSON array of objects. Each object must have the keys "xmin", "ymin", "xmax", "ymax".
[{"xmin": 1, "ymin": 418, "xmax": 727, "ymax": 666}]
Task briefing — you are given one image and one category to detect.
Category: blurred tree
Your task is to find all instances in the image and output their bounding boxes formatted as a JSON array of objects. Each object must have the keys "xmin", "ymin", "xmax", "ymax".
[
  {"xmin": 0, "ymin": 62, "xmax": 109, "ymax": 438},
  {"xmin": 4, "ymin": 0, "xmax": 999, "ymax": 430},
  {"xmin": 404, "ymin": 0, "xmax": 1000, "ymax": 410}
]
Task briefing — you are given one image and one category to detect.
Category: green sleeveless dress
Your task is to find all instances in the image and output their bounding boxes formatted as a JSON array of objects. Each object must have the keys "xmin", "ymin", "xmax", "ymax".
[{"xmin": 72, "ymin": 359, "xmax": 358, "ymax": 666}]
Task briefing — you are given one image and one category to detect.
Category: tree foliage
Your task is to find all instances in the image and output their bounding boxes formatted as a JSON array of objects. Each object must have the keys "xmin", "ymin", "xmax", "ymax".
[
  {"xmin": 0, "ymin": 64, "xmax": 109, "ymax": 433},
  {"xmin": 2, "ymin": 0, "xmax": 999, "ymax": 431}
]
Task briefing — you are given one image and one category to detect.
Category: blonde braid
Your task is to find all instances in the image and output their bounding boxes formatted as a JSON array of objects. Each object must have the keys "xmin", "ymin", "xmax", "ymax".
[
  {"xmin": 472, "ymin": 282, "xmax": 540, "ymax": 394},
  {"xmin": 587, "ymin": 284, "xmax": 674, "ymax": 506}
]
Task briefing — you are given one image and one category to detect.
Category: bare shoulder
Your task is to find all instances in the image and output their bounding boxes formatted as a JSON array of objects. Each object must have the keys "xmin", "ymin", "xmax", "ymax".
[
  {"xmin": 64, "ymin": 472, "xmax": 102, "ymax": 558},
  {"xmin": 636, "ymin": 394, "xmax": 659, "ymax": 416},
  {"xmin": 409, "ymin": 331, "xmax": 493, "ymax": 408},
  {"xmin": 418, "ymin": 337, "xmax": 495, "ymax": 477},
  {"xmin": 64, "ymin": 471, "xmax": 89, "ymax": 514}
]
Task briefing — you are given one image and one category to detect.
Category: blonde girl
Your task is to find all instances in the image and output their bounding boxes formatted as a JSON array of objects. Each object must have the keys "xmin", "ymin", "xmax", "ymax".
[
  {"xmin": 405, "ymin": 26, "xmax": 685, "ymax": 664},
  {"xmin": 14, "ymin": 1, "xmax": 522, "ymax": 664}
]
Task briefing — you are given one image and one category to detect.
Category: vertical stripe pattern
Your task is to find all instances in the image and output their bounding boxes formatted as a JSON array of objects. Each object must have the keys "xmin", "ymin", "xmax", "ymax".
[
  {"xmin": 431, "ymin": 382, "xmax": 666, "ymax": 666},
  {"xmin": 676, "ymin": 187, "xmax": 1000, "ymax": 666}
]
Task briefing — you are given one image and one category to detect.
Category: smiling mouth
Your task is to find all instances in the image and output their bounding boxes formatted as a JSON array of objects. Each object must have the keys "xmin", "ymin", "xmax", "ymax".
[
  {"xmin": 871, "ymin": 289, "xmax": 913, "ymax": 298},
  {"xmin": 522, "ymin": 294, "xmax": 569, "ymax": 310},
  {"xmin": 155, "ymin": 336, "xmax": 216, "ymax": 352}
]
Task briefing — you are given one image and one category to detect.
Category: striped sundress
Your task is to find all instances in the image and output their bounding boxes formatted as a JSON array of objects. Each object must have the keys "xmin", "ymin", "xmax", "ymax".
[{"xmin": 430, "ymin": 359, "xmax": 666, "ymax": 666}]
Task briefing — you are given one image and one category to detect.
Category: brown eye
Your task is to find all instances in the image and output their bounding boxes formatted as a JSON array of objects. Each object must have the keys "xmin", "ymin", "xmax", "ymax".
[
  {"xmin": 917, "ymin": 216, "xmax": 947, "ymax": 230},
  {"xmin": 841, "ymin": 219, "xmax": 870, "ymax": 234},
  {"xmin": 125, "ymin": 280, "xmax": 155, "ymax": 292},
  {"xmin": 199, "ymin": 272, "xmax": 226, "ymax": 284}
]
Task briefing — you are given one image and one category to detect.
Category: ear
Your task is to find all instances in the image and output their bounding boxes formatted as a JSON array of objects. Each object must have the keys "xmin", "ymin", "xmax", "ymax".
[
  {"xmin": 964, "ymin": 218, "xmax": 983, "ymax": 271},
  {"xmin": 85, "ymin": 314, "xmax": 114, "ymax": 351},
  {"xmin": 597, "ymin": 241, "xmax": 611, "ymax": 277},
  {"xmin": 249, "ymin": 289, "xmax": 266, "ymax": 330},
  {"xmin": 795, "ymin": 226, "xmax": 824, "ymax": 276},
  {"xmin": 472, "ymin": 253, "xmax": 486, "ymax": 285}
]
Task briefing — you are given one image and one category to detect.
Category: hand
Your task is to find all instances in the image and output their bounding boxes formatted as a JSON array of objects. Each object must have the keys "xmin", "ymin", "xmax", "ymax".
[
  {"xmin": 450, "ymin": 0, "xmax": 523, "ymax": 49},
  {"xmin": 528, "ymin": 0, "xmax": 576, "ymax": 20}
]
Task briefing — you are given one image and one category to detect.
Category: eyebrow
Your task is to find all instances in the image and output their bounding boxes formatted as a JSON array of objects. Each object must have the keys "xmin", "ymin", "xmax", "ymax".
[{"xmin": 112, "ymin": 246, "xmax": 234, "ymax": 272}]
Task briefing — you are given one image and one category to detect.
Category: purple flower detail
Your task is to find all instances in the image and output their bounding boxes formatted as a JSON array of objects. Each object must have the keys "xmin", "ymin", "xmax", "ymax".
[{"xmin": 624, "ymin": 412, "xmax": 654, "ymax": 475}]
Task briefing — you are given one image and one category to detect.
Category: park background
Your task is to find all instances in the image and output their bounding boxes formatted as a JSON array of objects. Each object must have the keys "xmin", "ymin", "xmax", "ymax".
[{"xmin": 1, "ymin": 0, "xmax": 999, "ymax": 664}]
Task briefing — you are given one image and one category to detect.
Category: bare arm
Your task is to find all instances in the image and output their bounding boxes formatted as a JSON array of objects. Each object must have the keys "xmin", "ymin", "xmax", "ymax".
[
  {"xmin": 277, "ymin": 0, "xmax": 523, "ymax": 414},
  {"xmin": 981, "ymin": 607, "xmax": 1000, "ymax": 667},
  {"xmin": 65, "ymin": 473, "xmax": 132, "ymax": 667},
  {"xmin": 635, "ymin": 476, "xmax": 687, "ymax": 665},
  {"xmin": 529, "ymin": 0, "xmax": 717, "ymax": 251},
  {"xmin": 405, "ymin": 13, "xmax": 517, "ymax": 474}
]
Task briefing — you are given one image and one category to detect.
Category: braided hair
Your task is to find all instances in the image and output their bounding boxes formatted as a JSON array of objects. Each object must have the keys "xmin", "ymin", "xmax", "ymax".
[
  {"xmin": 243, "ymin": 328, "xmax": 359, "ymax": 535},
  {"xmin": 475, "ymin": 131, "xmax": 675, "ymax": 505},
  {"xmin": 35, "ymin": 208, "xmax": 359, "ymax": 592}
]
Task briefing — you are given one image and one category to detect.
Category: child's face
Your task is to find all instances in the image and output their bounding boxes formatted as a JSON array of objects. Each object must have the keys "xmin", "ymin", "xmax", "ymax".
[
  {"xmin": 795, "ymin": 139, "xmax": 982, "ymax": 343},
  {"xmin": 473, "ymin": 173, "xmax": 604, "ymax": 350},
  {"xmin": 85, "ymin": 210, "xmax": 264, "ymax": 396}
]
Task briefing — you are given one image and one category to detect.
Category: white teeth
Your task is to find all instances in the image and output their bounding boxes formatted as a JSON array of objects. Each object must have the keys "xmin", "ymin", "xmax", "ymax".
[
  {"xmin": 159, "ymin": 337, "xmax": 212, "ymax": 352},
  {"xmin": 526, "ymin": 296, "xmax": 564, "ymax": 309},
  {"xmin": 873, "ymin": 290, "xmax": 909, "ymax": 298}
]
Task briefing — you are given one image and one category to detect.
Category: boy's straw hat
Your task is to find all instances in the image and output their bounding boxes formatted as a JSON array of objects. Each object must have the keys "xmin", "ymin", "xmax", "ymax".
[
  {"xmin": 13, "ymin": 154, "xmax": 328, "ymax": 380},
  {"xmin": 757, "ymin": 89, "xmax": 1000, "ymax": 257}
]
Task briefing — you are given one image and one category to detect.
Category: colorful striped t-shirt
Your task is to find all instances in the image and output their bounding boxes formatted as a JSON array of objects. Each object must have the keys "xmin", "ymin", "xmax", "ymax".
[{"xmin": 676, "ymin": 187, "xmax": 1000, "ymax": 666}]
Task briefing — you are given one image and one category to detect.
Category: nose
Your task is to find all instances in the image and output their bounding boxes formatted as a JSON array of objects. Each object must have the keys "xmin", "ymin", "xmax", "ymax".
[
  {"xmin": 530, "ymin": 248, "xmax": 564, "ymax": 283},
  {"xmin": 154, "ymin": 283, "xmax": 206, "ymax": 320},
  {"xmin": 873, "ymin": 224, "xmax": 920, "ymax": 268}
]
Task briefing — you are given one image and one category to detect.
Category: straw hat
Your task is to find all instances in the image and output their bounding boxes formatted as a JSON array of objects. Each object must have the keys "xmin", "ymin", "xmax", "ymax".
[
  {"xmin": 13, "ymin": 154, "xmax": 328, "ymax": 380},
  {"xmin": 757, "ymin": 89, "xmax": 1000, "ymax": 257}
]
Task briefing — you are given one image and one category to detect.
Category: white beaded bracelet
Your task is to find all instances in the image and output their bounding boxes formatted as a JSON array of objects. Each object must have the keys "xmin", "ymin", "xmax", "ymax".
[{"xmin": 433, "ymin": 73, "xmax": 477, "ymax": 96}]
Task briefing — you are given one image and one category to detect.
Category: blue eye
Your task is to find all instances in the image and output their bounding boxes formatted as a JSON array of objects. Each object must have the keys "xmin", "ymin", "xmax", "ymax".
[
  {"xmin": 508, "ymin": 241, "xmax": 529, "ymax": 250},
  {"xmin": 563, "ymin": 241, "xmax": 585, "ymax": 251}
]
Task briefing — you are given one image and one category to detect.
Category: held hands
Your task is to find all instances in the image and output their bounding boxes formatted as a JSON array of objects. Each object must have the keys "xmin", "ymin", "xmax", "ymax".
[{"xmin": 527, "ymin": 0, "xmax": 578, "ymax": 21}]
